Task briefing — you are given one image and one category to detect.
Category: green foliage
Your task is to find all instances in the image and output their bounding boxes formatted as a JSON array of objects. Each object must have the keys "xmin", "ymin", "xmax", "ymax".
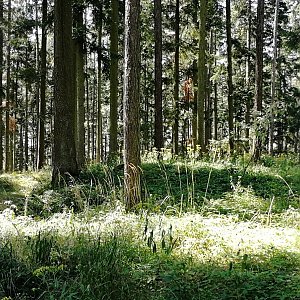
[
  {"xmin": 0, "ymin": 229, "xmax": 299, "ymax": 300},
  {"xmin": 0, "ymin": 156, "xmax": 299, "ymax": 299}
]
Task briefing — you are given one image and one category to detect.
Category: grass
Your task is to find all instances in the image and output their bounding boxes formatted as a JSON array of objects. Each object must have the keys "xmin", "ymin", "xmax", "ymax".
[{"xmin": 0, "ymin": 154, "xmax": 299, "ymax": 299}]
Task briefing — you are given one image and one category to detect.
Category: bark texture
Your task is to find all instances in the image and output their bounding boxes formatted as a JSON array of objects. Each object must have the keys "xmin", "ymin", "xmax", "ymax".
[
  {"xmin": 52, "ymin": 0, "xmax": 79, "ymax": 186},
  {"xmin": 123, "ymin": 0, "xmax": 141, "ymax": 209}
]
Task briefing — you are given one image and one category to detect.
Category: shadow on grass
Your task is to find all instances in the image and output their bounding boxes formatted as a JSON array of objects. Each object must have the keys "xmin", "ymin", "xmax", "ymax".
[
  {"xmin": 0, "ymin": 232, "xmax": 299, "ymax": 300},
  {"xmin": 0, "ymin": 177, "xmax": 26, "ymax": 212},
  {"xmin": 141, "ymin": 162, "xmax": 299, "ymax": 212},
  {"xmin": 0, "ymin": 177, "xmax": 17, "ymax": 193}
]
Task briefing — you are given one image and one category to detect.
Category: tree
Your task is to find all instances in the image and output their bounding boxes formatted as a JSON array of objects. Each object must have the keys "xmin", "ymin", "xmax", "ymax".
[
  {"xmin": 0, "ymin": 0, "xmax": 3, "ymax": 172},
  {"xmin": 123, "ymin": 0, "xmax": 141, "ymax": 209},
  {"xmin": 154, "ymin": 0, "xmax": 163, "ymax": 152},
  {"xmin": 269, "ymin": 0, "xmax": 279, "ymax": 155},
  {"xmin": 95, "ymin": 4, "xmax": 103, "ymax": 163},
  {"xmin": 109, "ymin": 0, "xmax": 119, "ymax": 160},
  {"xmin": 73, "ymin": 0, "xmax": 86, "ymax": 168},
  {"xmin": 173, "ymin": 0, "xmax": 180, "ymax": 155},
  {"xmin": 245, "ymin": 0, "xmax": 252, "ymax": 148},
  {"xmin": 52, "ymin": 0, "xmax": 79, "ymax": 185},
  {"xmin": 37, "ymin": 0, "xmax": 47, "ymax": 169},
  {"xmin": 254, "ymin": 0, "xmax": 264, "ymax": 161},
  {"xmin": 226, "ymin": 0, "xmax": 234, "ymax": 152},
  {"xmin": 197, "ymin": 0, "xmax": 207, "ymax": 154},
  {"xmin": 5, "ymin": 0, "xmax": 12, "ymax": 172}
]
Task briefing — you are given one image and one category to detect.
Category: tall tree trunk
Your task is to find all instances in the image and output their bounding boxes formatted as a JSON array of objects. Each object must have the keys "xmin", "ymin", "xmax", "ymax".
[
  {"xmin": 245, "ymin": 0, "xmax": 251, "ymax": 150},
  {"xmin": 173, "ymin": 0, "xmax": 179, "ymax": 155},
  {"xmin": 154, "ymin": 0, "xmax": 163, "ymax": 152},
  {"xmin": 52, "ymin": 0, "xmax": 79, "ymax": 186},
  {"xmin": 34, "ymin": 0, "xmax": 40, "ymax": 170},
  {"xmin": 96, "ymin": 5, "xmax": 103, "ymax": 163},
  {"xmin": 213, "ymin": 30, "xmax": 218, "ymax": 140},
  {"xmin": 73, "ymin": 2, "xmax": 85, "ymax": 168},
  {"xmin": 86, "ymin": 71, "xmax": 91, "ymax": 160},
  {"xmin": 5, "ymin": 0, "xmax": 11, "ymax": 172},
  {"xmin": 269, "ymin": 0, "xmax": 279, "ymax": 155},
  {"xmin": 123, "ymin": 0, "xmax": 141, "ymax": 209},
  {"xmin": 205, "ymin": 29, "xmax": 214, "ymax": 145},
  {"xmin": 192, "ymin": 60, "xmax": 197, "ymax": 151},
  {"xmin": 19, "ymin": 105, "xmax": 24, "ymax": 171},
  {"xmin": 109, "ymin": 0, "xmax": 119, "ymax": 161},
  {"xmin": 197, "ymin": 0, "xmax": 207, "ymax": 154},
  {"xmin": 254, "ymin": 0, "xmax": 264, "ymax": 161},
  {"xmin": 226, "ymin": 0, "xmax": 234, "ymax": 152},
  {"xmin": 25, "ymin": 50, "xmax": 29, "ymax": 171},
  {"xmin": 0, "ymin": 0, "xmax": 3, "ymax": 172},
  {"xmin": 38, "ymin": 0, "xmax": 47, "ymax": 169}
]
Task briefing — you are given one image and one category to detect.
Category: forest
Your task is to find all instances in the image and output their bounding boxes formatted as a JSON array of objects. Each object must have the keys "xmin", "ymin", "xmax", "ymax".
[{"xmin": 0, "ymin": 0, "xmax": 300, "ymax": 299}]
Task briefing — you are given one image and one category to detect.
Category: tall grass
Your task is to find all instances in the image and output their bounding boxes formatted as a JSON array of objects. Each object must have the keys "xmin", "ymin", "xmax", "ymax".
[{"xmin": 0, "ymin": 154, "xmax": 299, "ymax": 299}]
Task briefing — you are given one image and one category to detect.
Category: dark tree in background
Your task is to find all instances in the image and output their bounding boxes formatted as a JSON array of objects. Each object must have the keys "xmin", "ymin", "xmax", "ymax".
[
  {"xmin": 254, "ymin": 0, "xmax": 265, "ymax": 161},
  {"xmin": 5, "ymin": 0, "xmax": 12, "ymax": 172},
  {"xmin": 0, "ymin": 0, "xmax": 3, "ymax": 173},
  {"xmin": 197, "ymin": 0, "xmax": 207, "ymax": 154},
  {"xmin": 226, "ymin": 0, "xmax": 234, "ymax": 152},
  {"xmin": 123, "ymin": 0, "xmax": 141, "ymax": 209},
  {"xmin": 52, "ymin": 0, "xmax": 79, "ymax": 185},
  {"xmin": 154, "ymin": 0, "xmax": 163, "ymax": 152},
  {"xmin": 73, "ymin": 0, "xmax": 86, "ymax": 169},
  {"xmin": 173, "ymin": 0, "xmax": 179, "ymax": 155},
  {"xmin": 37, "ymin": 0, "xmax": 47, "ymax": 169},
  {"xmin": 109, "ymin": 0, "xmax": 119, "ymax": 161}
]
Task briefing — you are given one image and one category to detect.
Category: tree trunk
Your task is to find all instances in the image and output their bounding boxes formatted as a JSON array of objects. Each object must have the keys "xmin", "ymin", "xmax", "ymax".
[
  {"xmin": 154, "ymin": 0, "xmax": 163, "ymax": 152},
  {"xmin": 173, "ymin": 0, "xmax": 179, "ymax": 155},
  {"xmin": 213, "ymin": 29, "xmax": 218, "ymax": 141},
  {"xmin": 5, "ymin": 0, "xmax": 11, "ymax": 172},
  {"xmin": 123, "ymin": 0, "xmax": 141, "ymax": 209},
  {"xmin": 245, "ymin": 0, "xmax": 251, "ymax": 151},
  {"xmin": 38, "ymin": 0, "xmax": 47, "ymax": 169},
  {"xmin": 0, "ymin": 0, "xmax": 3, "ymax": 172},
  {"xmin": 96, "ymin": 5, "xmax": 103, "ymax": 163},
  {"xmin": 197, "ymin": 0, "xmax": 207, "ymax": 154},
  {"xmin": 52, "ymin": 0, "xmax": 79, "ymax": 186},
  {"xmin": 34, "ymin": 0, "xmax": 40, "ymax": 170},
  {"xmin": 25, "ymin": 69, "xmax": 29, "ymax": 171},
  {"xmin": 109, "ymin": 0, "xmax": 119, "ymax": 161},
  {"xmin": 269, "ymin": 0, "xmax": 279, "ymax": 155},
  {"xmin": 192, "ymin": 60, "xmax": 197, "ymax": 151},
  {"xmin": 73, "ymin": 2, "xmax": 85, "ymax": 169},
  {"xmin": 254, "ymin": 0, "xmax": 264, "ymax": 161},
  {"xmin": 226, "ymin": 0, "xmax": 234, "ymax": 152}
]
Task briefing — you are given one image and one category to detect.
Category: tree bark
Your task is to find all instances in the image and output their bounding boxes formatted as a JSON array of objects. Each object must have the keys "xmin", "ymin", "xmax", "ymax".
[
  {"xmin": 154, "ymin": 0, "xmax": 163, "ymax": 152},
  {"xmin": 245, "ymin": 0, "xmax": 252, "ymax": 151},
  {"xmin": 5, "ymin": 0, "xmax": 12, "ymax": 172},
  {"xmin": 109, "ymin": 0, "xmax": 119, "ymax": 161},
  {"xmin": 52, "ymin": 0, "xmax": 79, "ymax": 186},
  {"xmin": 38, "ymin": 0, "xmax": 47, "ymax": 169},
  {"xmin": 123, "ymin": 0, "xmax": 141, "ymax": 209},
  {"xmin": 73, "ymin": 2, "xmax": 85, "ymax": 169},
  {"xmin": 226, "ymin": 0, "xmax": 234, "ymax": 152},
  {"xmin": 173, "ymin": 0, "xmax": 179, "ymax": 155},
  {"xmin": 197, "ymin": 0, "xmax": 207, "ymax": 154},
  {"xmin": 96, "ymin": 5, "xmax": 103, "ymax": 163},
  {"xmin": 0, "ymin": 0, "xmax": 3, "ymax": 172},
  {"xmin": 254, "ymin": 0, "xmax": 264, "ymax": 161},
  {"xmin": 269, "ymin": 0, "xmax": 279, "ymax": 155}
]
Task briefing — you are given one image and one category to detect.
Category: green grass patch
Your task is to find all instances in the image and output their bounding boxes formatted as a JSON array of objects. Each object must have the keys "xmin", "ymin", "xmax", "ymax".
[{"xmin": 0, "ymin": 155, "xmax": 299, "ymax": 299}]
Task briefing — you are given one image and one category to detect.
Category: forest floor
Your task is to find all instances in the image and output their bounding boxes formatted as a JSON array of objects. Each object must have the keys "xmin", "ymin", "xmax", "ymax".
[{"xmin": 0, "ymin": 154, "xmax": 299, "ymax": 299}]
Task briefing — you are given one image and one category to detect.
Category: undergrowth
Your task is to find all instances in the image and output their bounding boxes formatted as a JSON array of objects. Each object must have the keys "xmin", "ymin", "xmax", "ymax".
[{"xmin": 0, "ymin": 154, "xmax": 299, "ymax": 299}]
